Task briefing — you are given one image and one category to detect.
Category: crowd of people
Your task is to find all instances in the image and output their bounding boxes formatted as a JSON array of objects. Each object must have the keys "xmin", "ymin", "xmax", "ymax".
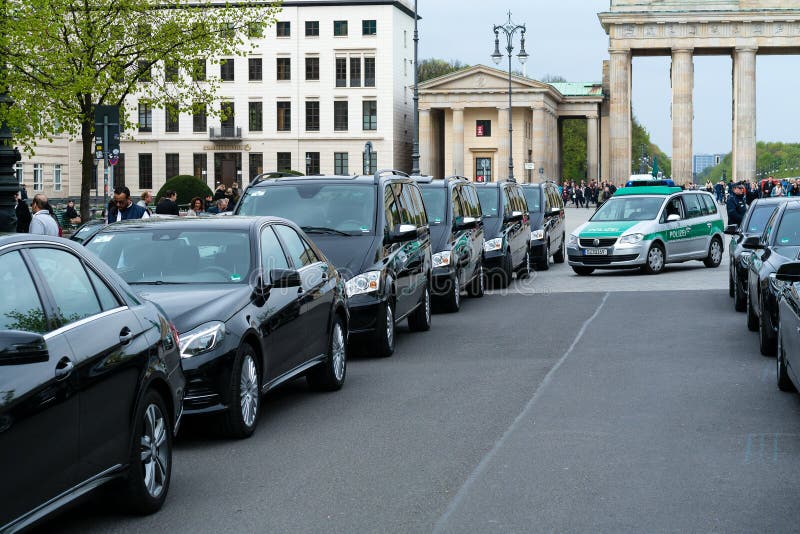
[
  {"xmin": 561, "ymin": 181, "xmax": 619, "ymax": 208},
  {"xmin": 107, "ymin": 182, "xmax": 241, "ymax": 222}
]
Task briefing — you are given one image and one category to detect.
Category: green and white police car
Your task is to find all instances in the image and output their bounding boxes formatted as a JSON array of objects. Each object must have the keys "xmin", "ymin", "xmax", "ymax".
[{"xmin": 567, "ymin": 186, "xmax": 725, "ymax": 276}]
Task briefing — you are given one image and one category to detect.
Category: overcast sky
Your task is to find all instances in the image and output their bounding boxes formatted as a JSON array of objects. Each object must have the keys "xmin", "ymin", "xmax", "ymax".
[{"xmin": 418, "ymin": 0, "xmax": 800, "ymax": 157}]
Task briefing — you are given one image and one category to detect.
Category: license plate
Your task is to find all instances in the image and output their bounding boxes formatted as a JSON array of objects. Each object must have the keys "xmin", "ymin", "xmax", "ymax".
[{"xmin": 584, "ymin": 248, "xmax": 608, "ymax": 256}]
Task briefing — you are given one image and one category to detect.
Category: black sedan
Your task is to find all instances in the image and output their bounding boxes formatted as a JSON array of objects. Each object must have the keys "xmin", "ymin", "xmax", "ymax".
[
  {"xmin": 776, "ymin": 262, "xmax": 800, "ymax": 393},
  {"xmin": 0, "ymin": 234, "xmax": 185, "ymax": 532},
  {"xmin": 726, "ymin": 197, "xmax": 785, "ymax": 312},
  {"xmin": 85, "ymin": 216, "xmax": 348, "ymax": 439},
  {"xmin": 744, "ymin": 200, "xmax": 800, "ymax": 356}
]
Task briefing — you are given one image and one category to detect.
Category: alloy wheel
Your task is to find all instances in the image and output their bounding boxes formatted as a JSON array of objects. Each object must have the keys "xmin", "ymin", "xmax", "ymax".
[
  {"xmin": 386, "ymin": 305, "xmax": 394, "ymax": 348},
  {"xmin": 140, "ymin": 403, "xmax": 168, "ymax": 499},
  {"xmin": 711, "ymin": 240, "xmax": 722, "ymax": 264},
  {"xmin": 331, "ymin": 322, "xmax": 346, "ymax": 382},
  {"xmin": 453, "ymin": 276, "xmax": 460, "ymax": 308},
  {"xmin": 648, "ymin": 247, "xmax": 664, "ymax": 272},
  {"xmin": 240, "ymin": 354, "xmax": 259, "ymax": 428}
]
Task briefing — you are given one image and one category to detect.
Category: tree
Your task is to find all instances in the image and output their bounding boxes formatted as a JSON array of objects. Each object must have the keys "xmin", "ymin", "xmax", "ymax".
[
  {"xmin": 156, "ymin": 175, "xmax": 212, "ymax": 204},
  {"xmin": 0, "ymin": 0, "xmax": 279, "ymax": 220},
  {"xmin": 418, "ymin": 59, "xmax": 469, "ymax": 83}
]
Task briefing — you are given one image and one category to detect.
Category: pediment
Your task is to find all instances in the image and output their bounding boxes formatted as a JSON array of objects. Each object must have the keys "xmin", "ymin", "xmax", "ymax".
[{"xmin": 419, "ymin": 65, "xmax": 551, "ymax": 92}]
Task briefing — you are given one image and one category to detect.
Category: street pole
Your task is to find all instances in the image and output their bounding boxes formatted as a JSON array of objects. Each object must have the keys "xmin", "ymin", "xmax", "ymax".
[
  {"xmin": 410, "ymin": 0, "xmax": 420, "ymax": 176},
  {"xmin": 0, "ymin": 0, "xmax": 21, "ymax": 232}
]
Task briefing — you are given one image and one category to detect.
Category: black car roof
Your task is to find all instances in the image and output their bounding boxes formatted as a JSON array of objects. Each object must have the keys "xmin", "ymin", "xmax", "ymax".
[
  {"xmin": 753, "ymin": 197, "xmax": 794, "ymax": 206},
  {"xmin": 247, "ymin": 170, "xmax": 413, "ymax": 188},
  {"xmin": 474, "ymin": 180, "xmax": 517, "ymax": 188},
  {"xmin": 94, "ymin": 216, "xmax": 284, "ymax": 233},
  {"xmin": 0, "ymin": 233, "xmax": 84, "ymax": 250},
  {"xmin": 415, "ymin": 176, "xmax": 470, "ymax": 188}
]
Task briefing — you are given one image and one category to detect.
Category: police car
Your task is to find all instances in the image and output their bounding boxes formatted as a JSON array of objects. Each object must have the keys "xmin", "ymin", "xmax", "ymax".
[{"xmin": 567, "ymin": 186, "xmax": 725, "ymax": 275}]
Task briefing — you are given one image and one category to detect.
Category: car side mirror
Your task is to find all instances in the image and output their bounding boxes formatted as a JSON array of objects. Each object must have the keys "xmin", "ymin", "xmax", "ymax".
[
  {"xmin": 724, "ymin": 224, "xmax": 740, "ymax": 235},
  {"xmin": 666, "ymin": 214, "xmax": 682, "ymax": 222},
  {"xmin": 0, "ymin": 330, "xmax": 49, "ymax": 366},
  {"xmin": 270, "ymin": 268, "xmax": 302, "ymax": 288},
  {"xmin": 741, "ymin": 235, "xmax": 765, "ymax": 250},
  {"xmin": 387, "ymin": 224, "xmax": 418, "ymax": 243},
  {"xmin": 454, "ymin": 216, "xmax": 479, "ymax": 230},
  {"xmin": 776, "ymin": 262, "xmax": 800, "ymax": 282}
]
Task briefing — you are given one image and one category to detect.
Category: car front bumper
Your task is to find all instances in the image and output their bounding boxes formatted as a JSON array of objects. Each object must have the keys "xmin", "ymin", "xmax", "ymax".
[
  {"xmin": 431, "ymin": 266, "xmax": 457, "ymax": 296},
  {"xmin": 567, "ymin": 241, "xmax": 647, "ymax": 269}
]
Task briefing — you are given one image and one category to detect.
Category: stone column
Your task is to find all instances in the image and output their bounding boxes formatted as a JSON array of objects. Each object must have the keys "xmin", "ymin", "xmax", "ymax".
[
  {"xmin": 609, "ymin": 48, "xmax": 632, "ymax": 183},
  {"xmin": 586, "ymin": 112, "xmax": 599, "ymax": 182},
  {"xmin": 733, "ymin": 47, "xmax": 757, "ymax": 183},
  {"xmin": 497, "ymin": 106, "xmax": 509, "ymax": 181},
  {"xmin": 419, "ymin": 108, "xmax": 432, "ymax": 176},
  {"xmin": 532, "ymin": 104, "xmax": 546, "ymax": 181},
  {"xmin": 671, "ymin": 48, "xmax": 694, "ymax": 184},
  {"xmin": 452, "ymin": 107, "xmax": 464, "ymax": 176}
]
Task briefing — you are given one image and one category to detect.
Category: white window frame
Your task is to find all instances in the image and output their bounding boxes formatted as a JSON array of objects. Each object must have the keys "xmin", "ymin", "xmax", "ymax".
[
  {"xmin": 53, "ymin": 164, "xmax": 62, "ymax": 192},
  {"xmin": 33, "ymin": 163, "xmax": 43, "ymax": 191},
  {"xmin": 14, "ymin": 162, "xmax": 23, "ymax": 185}
]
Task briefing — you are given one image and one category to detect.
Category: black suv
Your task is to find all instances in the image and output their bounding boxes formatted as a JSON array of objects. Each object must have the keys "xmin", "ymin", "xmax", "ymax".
[
  {"xmin": 236, "ymin": 170, "xmax": 432, "ymax": 358},
  {"xmin": 474, "ymin": 180, "xmax": 532, "ymax": 287},
  {"xmin": 520, "ymin": 182, "xmax": 566, "ymax": 270},
  {"xmin": 417, "ymin": 176, "xmax": 485, "ymax": 312}
]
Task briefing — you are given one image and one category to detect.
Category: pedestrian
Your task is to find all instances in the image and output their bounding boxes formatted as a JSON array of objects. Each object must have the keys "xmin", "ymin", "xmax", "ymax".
[
  {"xmin": 575, "ymin": 185, "xmax": 584, "ymax": 208},
  {"xmin": 726, "ymin": 182, "xmax": 748, "ymax": 227},
  {"xmin": 137, "ymin": 191, "xmax": 152, "ymax": 210},
  {"xmin": 206, "ymin": 198, "xmax": 228, "ymax": 214},
  {"xmin": 108, "ymin": 186, "xmax": 150, "ymax": 223},
  {"xmin": 14, "ymin": 191, "xmax": 31, "ymax": 233},
  {"xmin": 187, "ymin": 197, "xmax": 204, "ymax": 216},
  {"xmin": 771, "ymin": 180, "xmax": 785, "ymax": 197},
  {"xmin": 204, "ymin": 194, "xmax": 214, "ymax": 211},
  {"xmin": 20, "ymin": 183, "xmax": 28, "ymax": 200},
  {"xmin": 29, "ymin": 194, "xmax": 60, "ymax": 236},
  {"xmin": 155, "ymin": 190, "xmax": 180, "ymax": 215},
  {"xmin": 213, "ymin": 183, "xmax": 226, "ymax": 201},
  {"xmin": 65, "ymin": 200, "xmax": 81, "ymax": 225}
]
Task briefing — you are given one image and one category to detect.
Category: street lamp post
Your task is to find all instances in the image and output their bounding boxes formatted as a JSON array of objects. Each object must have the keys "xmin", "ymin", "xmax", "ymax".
[
  {"xmin": 305, "ymin": 153, "xmax": 311, "ymax": 176},
  {"xmin": 410, "ymin": 0, "xmax": 421, "ymax": 176},
  {"xmin": 492, "ymin": 11, "xmax": 527, "ymax": 182}
]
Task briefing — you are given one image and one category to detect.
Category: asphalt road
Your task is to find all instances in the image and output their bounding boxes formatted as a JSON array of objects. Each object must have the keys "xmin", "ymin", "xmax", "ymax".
[{"xmin": 47, "ymin": 208, "xmax": 800, "ymax": 533}]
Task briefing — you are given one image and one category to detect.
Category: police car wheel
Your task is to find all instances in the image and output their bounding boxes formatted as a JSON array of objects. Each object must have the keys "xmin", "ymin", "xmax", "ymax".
[
  {"xmin": 703, "ymin": 237, "xmax": 723, "ymax": 268},
  {"xmin": 642, "ymin": 244, "xmax": 665, "ymax": 275}
]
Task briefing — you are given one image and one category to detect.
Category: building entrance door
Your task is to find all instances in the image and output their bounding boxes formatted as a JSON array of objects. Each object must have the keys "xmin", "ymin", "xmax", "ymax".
[
  {"xmin": 475, "ymin": 156, "xmax": 492, "ymax": 183},
  {"xmin": 214, "ymin": 152, "xmax": 242, "ymax": 187}
]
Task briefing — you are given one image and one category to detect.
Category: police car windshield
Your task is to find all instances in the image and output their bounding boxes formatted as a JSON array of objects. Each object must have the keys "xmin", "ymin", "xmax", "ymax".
[
  {"xmin": 746, "ymin": 205, "xmax": 778, "ymax": 234},
  {"xmin": 237, "ymin": 184, "xmax": 377, "ymax": 235},
  {"xmin": 476, "ymin": 189, "xmax": 499, "ymax": 218},
  {"xmin": 775, "ymin": 209, "xmax": 800, "ymax": 246},
  {"xmin": 420, "ymin": 188, "xmax": 446, "ymax": 225},
  {"xmin": 591, "ymin": 196, "xmax": 664, "ymax": 222}
]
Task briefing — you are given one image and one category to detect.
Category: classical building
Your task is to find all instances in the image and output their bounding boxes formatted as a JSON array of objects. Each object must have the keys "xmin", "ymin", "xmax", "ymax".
[
  {"xmin": 599, "ymin": 0, "xmax": 800, "ymax": 184},
  {"xmin": 18, "ymin": 0, "xmax": 416, "ymax": 200},
  {"xmin": 418, "ymin": 65, "xmax": 604, "ymax": 183}
]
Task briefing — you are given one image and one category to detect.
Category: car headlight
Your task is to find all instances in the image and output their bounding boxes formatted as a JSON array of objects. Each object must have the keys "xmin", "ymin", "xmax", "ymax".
[
  {"xmin": 484, "ymin": 238, "xmax": 503, "ymax": 252},
  {"xmin": 345, "ymin": 271, "xmax": 381, "ymax": 297},
  {"xmin": 567, "ymin": 234, "xmax": 578, "ymax": 246},
  {"xmin": 531, "ymin": 229, "xmax": 545, "ymax": 241},
  {"xmin": 619, "ymin": 233, "xmax": 644, "ymax": 245},
  {"xmin": 432, "ymin": 251, "xmax": 452, "ymax": 268},
  {"xmin": 179, "ymin": 321, "xmax": 226, "ymax": 359}
]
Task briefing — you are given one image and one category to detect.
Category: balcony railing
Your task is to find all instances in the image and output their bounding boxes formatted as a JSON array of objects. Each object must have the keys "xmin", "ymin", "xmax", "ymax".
[{"xmin": 209, "ymin": 126, "xmax": 242, "ymax": 140}]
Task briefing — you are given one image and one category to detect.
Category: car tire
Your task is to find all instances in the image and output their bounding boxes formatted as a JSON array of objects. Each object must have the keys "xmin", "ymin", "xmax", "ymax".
[
  {"xmin": 122, "ymin": 389, "xmax": 172, "ymax": 515},
  {"xmin": 220, "ymin": 343, "xmax": 260, "ymax": 439},
  {"xmin": 777, "ymin": 327, "xmax": 796, "ymax": 392},
  {"xmin": 759, "ymin": 304, "xmax": 777, "ymax": 357},
  {"xmin": 439, "ymin": 273, "xmax": 461, "ymax": 313},
  {"xmin": 572, "ymin": 266, "xmax": 594, "ymax": 276},
  {"xmin": 747, "ymin": 287, "xmax": 759, "ymax": 332},
  {"xmin": 517, "ymin": 247, "xmax": 533, "ymax": 278},
  {"xmin": 734, "ymin": 271, "xmax": 747, "ymax": 312},
  {"xmin": 641, "ymin": 243, "xmax": 665, "ymax": 275},
  {"xmin": 466, "ymin": 264, "xmax": 485, "ymax": 298},
  {"xmin": 408, "ymin": 284, "xmax": 432, "ymax": 332},
  {"xmin": 307, "ymin": 315, "xmax": 347, "ymax": 391},
  {"xmin": 553, "ymin": 235, "xmax": 566, "ymax": 264},
  {"xmin": 374, "ymin": 299, "xmax": 396, "ymax": 358},
  {"xmin": 494, "ymin": 252, "xmax": 513, "ymax": 288},
  {"xmin": 536, "ymin": 241, "xmax": 550, "ymax": 271},
  {"xmin": 729, "ymin": 269, "xmax": 735, "ymax": 298},
  {"xmin": 703, "ymin": 237, "xmax": 723, "ymax": 268}
]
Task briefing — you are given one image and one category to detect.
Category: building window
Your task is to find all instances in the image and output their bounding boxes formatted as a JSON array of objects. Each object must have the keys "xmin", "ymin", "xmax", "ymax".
[
  {"xmin": 362, "ymin": 151, "xmax": 377, "ymax": 174},
  {"xmin": 220, "ymin": 101, "xmax": 235, "ymax": 129},
  {"xmin": 277, "ymin": 57, "xmax": 291, "ymax": 81},
  {"xmin": 137, "ymin": 61, "xmax": 151, "ymax": 82},
  {"xmin": 115, "ymin": 154, "xmax": 126, "ymax": 188},
  {"xmin": 362, "ymin": 100, "xmax": 377, "ymax": 131},
  {"xmin": 164, "ymin": 61, "xmax": 179, "ymax": 83},
  {"xmin": 193, "ymin": 153, "xmax": 207, "ymax": 181},
  {"xmin": 139, "ymin": 154, "xmax": 153, "ymax": 189},
  {"xmin": 350, "ymin": 57, "xmax": 361, "ymax": 87},
  {"xmin": 166, "ymin": 153, "xmax": 179, "ymax": 180},
  {"xmin": 476, "ymin": 120, "xmax": 491, "ymax": 137},
  {"xmin": 165, "ymin": 102, "xmax": 179, "ymax": 132},
  {"xmin": 193, "ymin": 103, "xmax": 207, "ymax": 132},
  {"xmin": 249, "ymin": 101, "xmax": 263, "ymax": 132},
  {"xmin": 277, "ymin": 152, "xmax": 291, "ymax": 172},
  {"xmin": 53, "ymin": 164, "xmax": 62, "ymax": 192},
  {"xmin": 247, "ymin": 22, "xmax": 263, "ymax": 38},
  {"xmin": 305, "ymin": 152, "xmax": 320, "ymax": 175},
  {"xmin": 334, "ymin": 20, "xmax": 348, "ymax": 36},
  {"xmin": 138, "ymin": 103, "xmax": 152, "ymax": 132},
  {"xmin": 335, "ymin": 58, "xmax": 347, "ymax": 87},
  {"xmin": 334, "ymin": 152, "xmax": 348, "ymax": 175},
  {"xmin": 305, "ymin": 21, "xmax": 319, "ymax": 36},
  {"xmin": 220, "ymin": 59, "xmax": 234, "ymax": 81},
  {"xmin": 248, "ymin": 58, "xmax": 262, "ymax": 81},
  {"xmin": 276, "ymin": 21, "xmax": 290, "ymax": 37},
  {"xmin": 362, "ymin": 20, "xmax": 376, "ymax": 35},
  {"xmin": 475, "ymin": 157, "xmax": 492, "ymax": 182},
  {"xmin": 14, "ymin": 162, "xmax": 22, "ymax": 185},
  {"xmin": 305, "ymin": 101, "xmax": 320, "ymax": 132},
  {"xmin": 334, "ymin": 101, "xmax": 348, "ymax": 131},
  {"xmin": 33, "ymin": 164, "xmax": 43, "ymax": 191},
  {"xmin": 192, "ymin": 59, "xmax": 206, "ymax": 81},
  {"xmin": 305, "ymin": 57, "xmax": 319, "ymax": 80},
  {"xmin": 364, "ymin": 57, "xmax": 376, "ymax": 87},
  {"xmin": 249, "ymin": 153, "xmax": 263, "ymax": 182},
  {"xmin": 276, "ymin": 102, "xmax": 291, "ymax": 131},
  {"xmin": 223, "ymin": 22, "xmax": 236, "ymax": 39}
]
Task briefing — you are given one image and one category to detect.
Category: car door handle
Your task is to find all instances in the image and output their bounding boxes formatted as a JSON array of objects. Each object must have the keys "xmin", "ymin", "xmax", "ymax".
[
  {"xmin": 54, "ymin": 357, "xmax": 74, "ymax": 380},
  {"xmin": 119, "ymin": 327, "xmax": 133, "ymax": 345}
]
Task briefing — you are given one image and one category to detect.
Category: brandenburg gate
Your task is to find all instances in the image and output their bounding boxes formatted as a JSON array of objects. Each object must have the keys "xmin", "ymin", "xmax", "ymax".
[{"xmin": 599, "ymin": 0, "xmax": 800, "ymax": 183}]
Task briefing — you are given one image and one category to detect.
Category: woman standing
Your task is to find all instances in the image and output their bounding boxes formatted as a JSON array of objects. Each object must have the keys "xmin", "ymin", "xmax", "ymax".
[{"xmin": 187, "ymin": 197, "xmax": 205, "ymax": 216}]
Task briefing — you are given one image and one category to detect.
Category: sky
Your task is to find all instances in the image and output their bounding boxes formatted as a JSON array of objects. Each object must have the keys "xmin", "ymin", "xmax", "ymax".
[{"xmin": 418, "ymin": 0, "xmax": 800, "ymax": 157}]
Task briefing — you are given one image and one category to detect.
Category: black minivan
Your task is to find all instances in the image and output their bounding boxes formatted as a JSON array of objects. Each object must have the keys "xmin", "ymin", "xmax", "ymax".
[
  {"xmin": 474, "ymin": 180, "xmax": 532, "ymax": 287},
  {"xmin": 236, "ymin": 170, "xmax": 432, "ymax": 358},
  {"xmin": 520, "ymin": 182, "xmax": 566, "ymax": 270},
  {"xmin": 417, "ymin": 176, "xmax": 485, "ymax": 312}
]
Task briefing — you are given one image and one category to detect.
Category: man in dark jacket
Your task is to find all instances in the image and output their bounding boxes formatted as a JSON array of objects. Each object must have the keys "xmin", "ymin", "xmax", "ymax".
[
  {"xmin": 726, "ymin": 182, "xmax": 748, "ymax": 226},
  {"xmin": 108, "ymin": 186, "xmax": 150, "ymax": 223},
  {"xmin": 155, "ymin": 190, "xmax": 180, "ymax": 215},
  {"xmin": 15, "ymin": 192, "xmax": 31, "ymax": 233}
]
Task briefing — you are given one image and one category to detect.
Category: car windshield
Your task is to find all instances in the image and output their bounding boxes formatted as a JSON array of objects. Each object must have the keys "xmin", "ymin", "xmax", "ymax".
[
  {"xmin": 237, "ymin": 184, "xmax": 376, "ymax": 235},
  {"xmin": 420, "ymin": 188, "xmax": 446, "ymax": 225},
  {"xmin": 71, "ymin": 223, "xmax": 101, "ymax": 244},
  {"xmin": 85, "ymin": 230, "xmax": 251, "ymax": 284},
  {"xmin": 476, "ymin": 188, "xmax": 500, "ymax": 218},
  {"xmin": 591, "ymin": 196, "xmax": 665, "ymax": 222},
  {"xmin": 523, "ymin": 188, "xmax": 541, "ymax": 212},
  {"xmin": 746, "ymin": 205, "xmax": 778, "ymax": 234},
  {"xmin": 775, "ymin": 210, "xmax": 800, "ymax": 246}
]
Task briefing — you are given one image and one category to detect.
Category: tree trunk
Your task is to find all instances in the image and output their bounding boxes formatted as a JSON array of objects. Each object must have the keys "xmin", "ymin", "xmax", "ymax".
[{"xmin": 80, "ymin": 118, "xmax": 94, "ymax": 221}]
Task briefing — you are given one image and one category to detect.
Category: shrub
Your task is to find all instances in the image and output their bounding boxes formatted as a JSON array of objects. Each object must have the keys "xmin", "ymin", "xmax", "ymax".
[{"xmin": 156, "ymin": 175, "xmax": 213, "ymax": 205}]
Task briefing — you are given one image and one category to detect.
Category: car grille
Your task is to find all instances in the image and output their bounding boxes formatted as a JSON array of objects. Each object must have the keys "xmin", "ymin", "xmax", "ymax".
[
  {"xmin": 569, "ymin": 254, "xmax": 639, "ymax": 265},
  {"xmin": 580, "ymin": 238, "xmax": 617, "ymax": 248}
]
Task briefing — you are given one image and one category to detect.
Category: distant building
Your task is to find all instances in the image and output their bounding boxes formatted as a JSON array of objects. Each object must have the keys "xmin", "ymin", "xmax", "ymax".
[{"xmin": 693, "ymin": 153, "xmax": 725, "ymax": 180}]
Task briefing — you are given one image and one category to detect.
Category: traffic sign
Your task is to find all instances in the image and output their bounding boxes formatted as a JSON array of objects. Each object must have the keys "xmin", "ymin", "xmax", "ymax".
[
  {"xmin": 524, "ymin": 162, "xmax": 534, "ymax": 170},
  {"xmin": 109, "ymin": 155, "xmax": 120, "ymax": 166}
]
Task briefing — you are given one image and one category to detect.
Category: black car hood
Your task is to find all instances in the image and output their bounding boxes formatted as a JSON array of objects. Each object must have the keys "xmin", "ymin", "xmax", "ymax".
[
  {"xmin": 429, "ymin": 224, "xmax": 452, "ymax": 253},
  {"xmin": 482, "ymin": 217, "xmax": 503, "ymax": 239},
  {"xmin": 133, "ymin": 284, "xmax": 251, "ymax": 333},
  {"xmin": 528, "ymin": 211, "xmax": 544, "ymax": 230},
  {"xmin": 305, "ymin": 235, "xmax": 377, "ymax": 279}
]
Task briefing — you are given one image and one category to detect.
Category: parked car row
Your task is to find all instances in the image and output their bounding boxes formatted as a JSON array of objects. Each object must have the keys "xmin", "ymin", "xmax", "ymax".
[{"xmin": 1, "ymin": 171, "xmax": 565, "ymax": 531}]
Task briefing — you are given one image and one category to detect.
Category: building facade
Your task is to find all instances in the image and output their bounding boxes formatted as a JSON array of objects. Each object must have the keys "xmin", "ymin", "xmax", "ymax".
[
  {"xmin": 18, "ymin": 0, "xmax": 416, "ymax": 200},
  {"xmin": 693, "ymin": 153, "xmax": 725, "ymax": 179}
]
